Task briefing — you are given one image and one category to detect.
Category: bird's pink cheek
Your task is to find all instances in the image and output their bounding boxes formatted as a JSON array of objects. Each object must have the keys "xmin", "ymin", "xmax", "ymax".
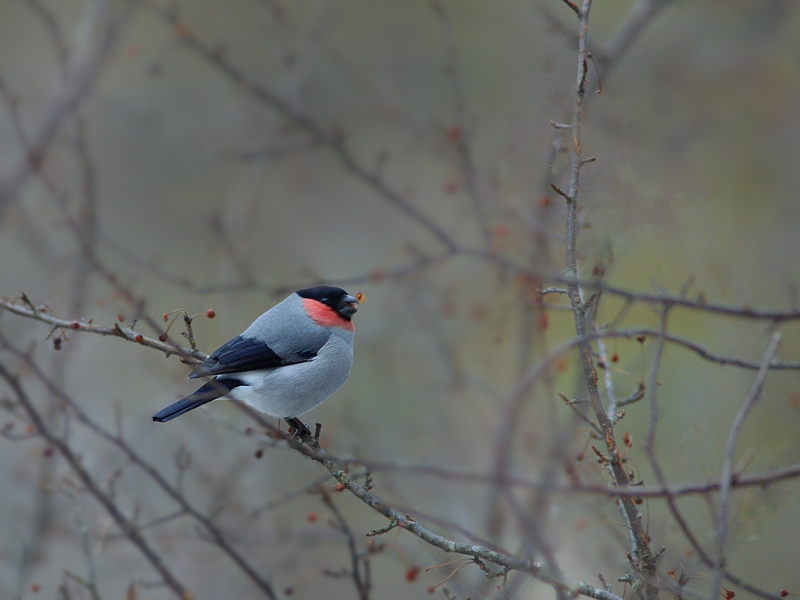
[{"xmin": 302, "ymin": 298, "xmax": 354, "ymax": 331}]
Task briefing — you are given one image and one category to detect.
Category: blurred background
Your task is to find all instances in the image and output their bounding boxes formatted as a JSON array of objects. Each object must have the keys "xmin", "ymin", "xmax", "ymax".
[{"xmin": 1, "ymin": 0, "xmax": 799, "ymax": 598}]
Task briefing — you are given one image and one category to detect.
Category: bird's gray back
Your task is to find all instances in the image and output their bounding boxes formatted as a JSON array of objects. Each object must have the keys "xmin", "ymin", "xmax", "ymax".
[{"xmin": 242, "ymin": 293, "xmax": 331, "ymax": 359}]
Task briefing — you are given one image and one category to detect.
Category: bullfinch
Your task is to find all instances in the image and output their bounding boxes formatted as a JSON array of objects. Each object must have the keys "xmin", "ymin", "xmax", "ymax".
[{"xmin": 152, "ymin": 286, "xmax": 358, "ymax": 432}]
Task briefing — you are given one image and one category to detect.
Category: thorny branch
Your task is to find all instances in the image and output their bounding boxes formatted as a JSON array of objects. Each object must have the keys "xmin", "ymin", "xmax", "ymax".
[
  {"xmin": 1, "ymin": 1, "xmax": 798, "ymax": 599},
  {"xmin": 561, "ymin": 1, "xmax": 658, "ymax": 598},
  {"xmin": 237, "ymin": 404, "xmax": 624, "ymax": 600},
  {"xmin": 0, "ymin": 297, "xmax": 206, "ymax": 363},
  {"xmin": 0, "ymin": 362, "xmax": 193, "ymax": 600},
  {"xmin": 0, "ymin": 334, "xmax": 279, "ymax": 600}
]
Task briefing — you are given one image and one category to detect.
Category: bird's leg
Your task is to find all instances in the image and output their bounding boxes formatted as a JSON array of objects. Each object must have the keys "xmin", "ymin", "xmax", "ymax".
[{"xmin": 286, "ymin": 417, "xmax": 311, "ymax": 438}]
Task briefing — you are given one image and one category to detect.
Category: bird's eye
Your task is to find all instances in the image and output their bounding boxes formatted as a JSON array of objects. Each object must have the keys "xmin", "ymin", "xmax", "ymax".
[{"xmin": 321, "ymin": 298, "xmax": 329, "ymax": 304}]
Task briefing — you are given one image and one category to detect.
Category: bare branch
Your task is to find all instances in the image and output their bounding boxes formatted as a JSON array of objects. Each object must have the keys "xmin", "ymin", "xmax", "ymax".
[
  {"xmin": 343, "ymin": 457, "xmax": 800, "ymax": 499},
  {"xmin": 0, "ymin": 362, "xmax": 192, "ymax": 600},
  {"xmin": 560, "ymin": 0, "xmax": 581, "ymax": 17},
  {"xmin": 135, "ymin": 0, "xmax": 457, "ymax": 251},
  {"xmin": 0, "ymin": 5, "xmax": 125, "ymax": 218},
  {"xmin": 594, "ymin": 0, "xmax": 677, "ymax": 71},
  {"xmin": 237, "ymin": 404, "xmax": 620, "ymax": 600},
  {"xmin": 560, "ymin": 1, "xmax": 658, "ymax": 596},
  {"xmin": 712, "ymin": 332, "xmax": 782, "ymax": 593},
  {"xmin": 0, "ymin": 297, "xmax": 205, "ymax": 363},
  {"xmin": 0, "ymin": 336, "xmax": 280, "ymax": 600},
  {"xmin": 431, "ymin": 0, "xmax": 490, "ymax": 246}
]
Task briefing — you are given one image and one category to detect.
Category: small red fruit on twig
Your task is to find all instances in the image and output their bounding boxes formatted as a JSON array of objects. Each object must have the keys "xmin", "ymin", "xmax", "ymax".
[{"xmin": 538, "ymin": 312, "xmax": 549, "ymax": 330}]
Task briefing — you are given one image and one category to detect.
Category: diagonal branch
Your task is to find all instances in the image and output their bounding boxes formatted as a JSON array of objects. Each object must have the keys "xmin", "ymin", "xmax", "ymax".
[
  {"xmin": 711, "ymin": 332, "xmax": 781, "ymax": 594},
  {"xmin": 0, "ymin": 362, "xmax": 192, "ymax": 600},
  {"xmin": 0, "ymin": 6, "xmax": 125, "ymax": 219},
  {"xmin": 237, "ymin": 404, "xmax": 622, "ymax": 600},
  {"xmin": 594, "ymin": 0, "xmax": 677, "ymax": 71},
  {"xmin": 135, "ymin": 0, "xmax": 456, "ymax": 251},
  {"xmin": 0, "ymin": 335, "xmax": 279, "ymax": 600}
]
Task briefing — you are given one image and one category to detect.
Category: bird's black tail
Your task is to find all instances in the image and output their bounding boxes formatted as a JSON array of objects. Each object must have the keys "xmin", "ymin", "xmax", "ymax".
[{"xmin": 152, "ymin": 379, "xmax": 242, "ymax": 423}]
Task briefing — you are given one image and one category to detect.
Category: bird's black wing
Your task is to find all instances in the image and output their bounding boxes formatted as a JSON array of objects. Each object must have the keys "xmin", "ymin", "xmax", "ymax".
[{"xmin": 189, "ymin": 335, "xmax": 317, "ymax": 378}]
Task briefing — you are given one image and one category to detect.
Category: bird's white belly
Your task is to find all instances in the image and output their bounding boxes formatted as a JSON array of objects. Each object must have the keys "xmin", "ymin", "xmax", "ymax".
[{"xmin": 224, "ymin": 339, "xmax": 353, "ymax": 418}]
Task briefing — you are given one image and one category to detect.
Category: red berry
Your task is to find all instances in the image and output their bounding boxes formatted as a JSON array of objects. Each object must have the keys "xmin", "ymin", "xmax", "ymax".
[
  {"xmin": 334, "ymin": 482, "xmax": 346, "ymax": 492},
  {"xmin": 307, "ymin": 512, "xmax": 318, "ymax": 523},
  {"xmin": 254, "ymin": 449, "xmax": 264, "ymax": 459},
  {"xmin": 31, "ymin": 584, "xmax": 40, "ymax": 593},
  {"xmin": 206, "ymin": 309, "xmax": 216, "ymax": 319},
  {"xmin": 611, "ymin": 353, "xmax": 619, "ymax": 363},
  {"xmin": 493, "ymin": 223, "xmax": 509, "ymax": 237},
  {"xmin": 163, "ymin": 313, "xmax": 169, "ymax": 322},
  {"xmin": 70, "ymin": 321, "xmax": 80, "ymax": 329},
  {"xmin": 623, "ymin": 432, "xmax": 632, "ymax": 448},
  {"xmin": 538, "ymin": 312, "xmax": 549, "ymax": 330},
  {"xmin": 158, "ymin": 333, "xmax": 168, "ymax": 342},
  {"xmin": 134, "ymin": 334, "xmax": 144, "ymax": 343},
  {"xmin": 405, "ymin": 566, "xmax": 420, "ymax": 582}
]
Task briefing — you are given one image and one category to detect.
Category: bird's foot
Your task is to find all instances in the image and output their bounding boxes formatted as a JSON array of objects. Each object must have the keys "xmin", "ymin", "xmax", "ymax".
[{"xmin": 286, "ymin": 417, "xmax": 311, "ymax": 438}]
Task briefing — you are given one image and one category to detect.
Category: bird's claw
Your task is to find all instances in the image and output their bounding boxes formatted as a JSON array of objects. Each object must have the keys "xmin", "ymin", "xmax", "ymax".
[{"xmin": 286, "ymin": 417, "xmax": 311, "ymax": 438}]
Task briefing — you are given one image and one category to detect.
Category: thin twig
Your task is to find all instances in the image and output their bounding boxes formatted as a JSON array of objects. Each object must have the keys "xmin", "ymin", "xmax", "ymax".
[
  {"xmin": 0, "ymin": 298, "xmax": 205, "ymax": 363},
  {"xmin": 711, "ymin": 332, "xmax": 781, "ymax": 596},
  {"xmin": 431, "ymin": 0, "xmax": 490, "ymax": 246}
]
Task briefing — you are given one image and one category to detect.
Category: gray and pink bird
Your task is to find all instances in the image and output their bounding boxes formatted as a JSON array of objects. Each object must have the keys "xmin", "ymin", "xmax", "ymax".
[{"xmin": 152, "ymin": 286, "xmax": 359, "ymax": 432}]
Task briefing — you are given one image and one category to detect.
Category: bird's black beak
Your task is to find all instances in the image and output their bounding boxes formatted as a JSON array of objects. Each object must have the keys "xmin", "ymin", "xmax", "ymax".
[{"xmin": 337, "ymin": 294, "xmax": 359, "ymax": 318}]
